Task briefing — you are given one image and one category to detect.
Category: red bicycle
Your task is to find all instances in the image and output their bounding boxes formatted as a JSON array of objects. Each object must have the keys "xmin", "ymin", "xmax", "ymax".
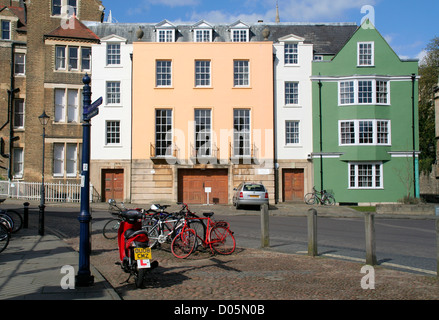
[
  {"xmin": 188, "ymin": 209, "xmax": 236, "ymax": 255},
  {"xmin": 170, "ymin": 211, "xmax": 197, "ymax": 259}
]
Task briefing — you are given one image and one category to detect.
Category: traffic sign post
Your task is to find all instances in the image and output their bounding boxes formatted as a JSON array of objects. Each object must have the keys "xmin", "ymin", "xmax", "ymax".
[{"xmin": 76, "ymin": 74, "xmax": 102, "ymax": 287}]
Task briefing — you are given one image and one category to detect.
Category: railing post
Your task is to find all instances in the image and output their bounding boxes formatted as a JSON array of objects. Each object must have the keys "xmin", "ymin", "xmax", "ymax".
[
  {"xmin": 364, "ymin": 212, "xmax": 377, "ymax": 266},
  {"xmin": 307, "ymin": 208, "xmax": 318, "ymax": 257},
  {"xmin": 260, "ymin": 203, "xmax": 269, "ymax": 248}
]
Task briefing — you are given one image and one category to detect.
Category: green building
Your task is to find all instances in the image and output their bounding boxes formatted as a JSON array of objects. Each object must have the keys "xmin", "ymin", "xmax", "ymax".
[{"xmin": 311, "ymin": 21, "xmax": 419, "ymax": 204}]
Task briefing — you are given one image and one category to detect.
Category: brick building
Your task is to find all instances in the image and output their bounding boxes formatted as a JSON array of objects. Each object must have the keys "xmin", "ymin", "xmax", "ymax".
[{"xmin": 0, "ymin": 0, "xmax": 103, "ymax": 187}]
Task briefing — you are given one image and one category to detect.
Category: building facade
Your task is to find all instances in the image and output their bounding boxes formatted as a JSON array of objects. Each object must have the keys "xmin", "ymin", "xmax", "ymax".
[
  {"xmin": 0, "ymin": 0, "xmax": 104, "ymax": 193},
  {"xmin": 311, "ymin": 21, "xmax": 419, "ymax": 204}
]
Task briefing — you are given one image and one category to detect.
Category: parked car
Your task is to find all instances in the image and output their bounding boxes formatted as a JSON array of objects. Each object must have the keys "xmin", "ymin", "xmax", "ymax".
[{"xmin": 232, "ymin": 182, "xmax": 269, "ymax": 209}]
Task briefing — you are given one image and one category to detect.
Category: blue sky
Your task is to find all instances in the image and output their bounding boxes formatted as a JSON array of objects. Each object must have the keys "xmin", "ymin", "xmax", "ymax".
[{"xmin": 101, "ymin": 0, "xmax": 438, "ymax": 61}]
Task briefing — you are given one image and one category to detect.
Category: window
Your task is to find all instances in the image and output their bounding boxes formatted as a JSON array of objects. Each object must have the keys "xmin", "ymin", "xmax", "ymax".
[
  {"xmin": 14, "ymin": 100, "xmax": 24, "ymax": 129},
  {"xmin": 285, "ymin": 82, "xmax": 299, "ymax": 105},
  {"xmin": 349, "ymin": 162, "xmax": 382, "ymax": 189},
  {"xmin": 55, "ymin": 46, "xmax": 66, "ymax": 70},
  {"xmin": 157, "ymin": 29, "xmax": 174, "ymax": 42},
  {"xmin": 195, "ymin": 29, "xmax": 212, "ymax": 42},
  {"xmin": 53, "ymin": 143, "xmax": 78, "ymax": 177},
  {"xmin": 13, "ymin": 148, "xmax": 23, "ymax": 179},
  {"xmin": 156, "ymin": 61, "xmax": 172, "ymax": 87},
  {"xmin": 358, "ymin": 81, "xmax": 372, "ymax": 104},
  {"xmin": 285, "ymin": 121, "xmax": 300, "ymax": 145},
  {"xmin": 54, "ymin": 88, "xmax": 81, "ymax": 123},
  {"xmin": 340, "ymin": 81, "xmax": 355, "ymax": 104},
  {"xmin": 358, "ymin": 42, "xmax": 374, "ymax": 66},
  {"xmin": 14, "ymin": 53, "xmax": 25, "ymax": 75},
  {"xmin": 81, "ymin": 47, "xmax": 91, "ymax": 71},
  {"xmin": 52, "ymin": 0, "xmax": 62, "ymax": 15},
  {"xmin": 233, "ymin": 109, "xmax": 251, "ymax": 157},
  {"xmin": 232, "ymin": 29, "xmax": 248, "ymax": 42},
  {"xmin": 195, "ymin": 110, "xmax": 211, "ymax": 157},
  {"xmin": 376, "ymin": 81, "xmax": 388, "ymax": 104},
  {"xmin": 155, "ymin": 109, "xmax": 173, "ymax": 157},
  {"xmin": 106, "ymin": 82, "xmax": 121, "ymax": 104},
  {"xmin": 106, "ymin": 121, "xmax": 121, "ymax": 145},
  {"xmin": 339, "ymin": 79, "xmax": 389, "ymax": 105},
  {"xmin": 1, "ymin": 20, "xmax": 10, "ymax": 40},
  {"xmin": 68, "ymin": 47, "xmax": 78, "ymax": 70},
  {"xmin": 195, "ymin": 60, "xmax": 211, "ymax": 87},
  {"xmin": 233, "ymin": 60, "xmax": 249, "ymax": 87},
  {"xmin": 339, "ymin": 120, "xmax": 391, "ymax": 145},
  {"xmin": 52, "ymin": 0, "xmax": 77, "ymax": 16},
  {"xmin": 285, "ymin": 43, "xmax": 298, "ymax": 65},
  {"xmin": 107, "ymin": 43, "xmax": 121, "ymax": 65}
]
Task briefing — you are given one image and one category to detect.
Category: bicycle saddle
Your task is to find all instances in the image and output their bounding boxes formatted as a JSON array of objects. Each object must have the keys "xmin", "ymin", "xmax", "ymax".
[{"xmin": 203, "ymin": 212, "xmax": 214, "ymax": 217}]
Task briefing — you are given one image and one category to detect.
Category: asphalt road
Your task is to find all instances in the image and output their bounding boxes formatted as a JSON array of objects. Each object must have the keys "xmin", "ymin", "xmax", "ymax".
[{"xmin": 30, "ymin": 205, "xmax": 437, "ymax": 276}]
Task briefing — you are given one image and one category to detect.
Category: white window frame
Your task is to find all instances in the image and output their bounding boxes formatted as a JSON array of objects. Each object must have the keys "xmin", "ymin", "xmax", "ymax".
[
  {"xmin": 54, "ymin": 88, "xmax": 82, "ymax": 123},
  {"xmin": 106, "ymin": 81, "xmax": 121, "ymax": 105},
  {"xmin": 194, "ymin": 29, "xmax": 212, "ymax": 42},
  {"xmin": 231, "ymin": 29, "xmax": 249, "ymax": 42},
  {"xmin": 194, "ymin": 109, "xmax": 212, "ymax": 157},
  {"xmin": 285, "ymin": 82, "xmax": 299, "ymax": 106},
  {"xmin": 357, "ymin": 42, "xmax": 374, "ymax": 67},
  {"xmin": 14, "ymin": 53, "xmax": 25, "ymax": 76},
  {"xmin": 157, "ymin": 29, "xmax": 175, "ymax": 42},
  {"xmin": 195, "ymin": 60, "xmax": 211, "ymax": 87},
  {"xmin": 55, "ymin": 45, "xmax": 91, "ymax": 71},
  {"xmin": 284, "ymin": 43, "xmax": 298, "ymax": 65},
  {"xmin": 13, "ymin": 148, "xmax": 23, "ymax": 179},
  {"xmin": 156, "ymin": 60, "xmax": 172, "ymax": 87},
  {"xmin": 338, "ymin": 79, "xmax": 390, "ymax": 106},
  {"xmin": 155, "ymin": 109, "xmax": 173, "ymax": 157},
  {"xmin": 52, "ymin": 0, "xmax": 77, "ymax": 17},
  {"xmin": 285, "ymin": 120, "xmax": 300, "ymax": 145},
  {"xmin": 106, "ymin": 43, "xmax": 121, "ymax": 66},
  {"xmin": 338, "ymin": 119, "xmax": 391, "ymax": 146},
  {"xmin": 14, "ymin": 99, "xmax": 25, "ymax": 129},
  {"xmin": 233, "ymin": 109, "xmax": 251, "ymax": 157},
  {"xmin": 53, "ymin": 143, "xmax": 78, "ymax": 178},
  {"xmin": 105, "ymin": 120, "xmax": 121, "ymax": 145},
  {"xmin": 233, "ymin": 60, "xmax": 250, "ymax": 87},
  {"xmin": 349, "ymin": 162, "xmax": 383, "ymax": 189}
]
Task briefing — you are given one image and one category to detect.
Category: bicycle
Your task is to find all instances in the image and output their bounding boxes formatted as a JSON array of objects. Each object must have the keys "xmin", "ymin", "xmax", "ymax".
[
  {"xmin": 304, "ymin": 187, "xmax": 336, "ymax": 205},
  {"xmin": 142, "ymin": 205, "xmax": 182, "ymax": 249},
  {"xmin": 0, "ymin": 222, "xmax": 10, "ymax": 253},
  {"xmin": 0, "ymin": 199, "xmax": 23, "ymax": 233},
  {"xmin": 170, "ymin": 214, "xmax": 197, "ymax": 259},
  {"xmin": 187, "ymin": 209, "xmax": 236, "ymax": 256}
]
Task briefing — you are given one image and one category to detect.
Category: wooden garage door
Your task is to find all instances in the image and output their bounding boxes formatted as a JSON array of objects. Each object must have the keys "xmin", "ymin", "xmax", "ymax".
[
  {"xmin": 102, "ymin": 169, "xmax": 124, "ymax": 202},
  {"xmin": 283, "ymin": 169, "xmax": 304, "ymax": 202},
  {"xmin": 178, "ymin": 169, "xmax": 228, "ymax": 204}
]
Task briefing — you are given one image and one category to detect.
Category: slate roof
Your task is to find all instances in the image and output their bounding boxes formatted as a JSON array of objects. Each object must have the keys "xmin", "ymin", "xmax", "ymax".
[{"xmin": 84, "ymin": 21, "xmax": 358, "ymax": 55}]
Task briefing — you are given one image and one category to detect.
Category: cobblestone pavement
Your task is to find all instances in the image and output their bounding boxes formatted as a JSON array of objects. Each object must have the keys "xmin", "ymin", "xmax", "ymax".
[{"xmin": 65, "ymin": 232, "xmax": 439, "ymax": 300}]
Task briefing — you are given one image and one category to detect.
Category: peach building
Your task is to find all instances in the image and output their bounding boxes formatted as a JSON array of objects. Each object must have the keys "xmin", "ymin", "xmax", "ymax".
[{"xmin": 131, "ymin": 41, "xmax": 274, "ymax": 204}]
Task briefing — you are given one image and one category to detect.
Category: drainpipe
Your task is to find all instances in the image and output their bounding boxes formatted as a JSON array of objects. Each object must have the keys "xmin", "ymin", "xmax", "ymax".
[
  {"xmin": 273, "ymin": 52, "xmax": 279, "ymax": 204},
  {"xmin": 318, "ymin": 78, "xmax": 323, "ymax": 192},
  {"xmin": 411, "ymin": 73, "xmax": 417, "ymax": 198}
]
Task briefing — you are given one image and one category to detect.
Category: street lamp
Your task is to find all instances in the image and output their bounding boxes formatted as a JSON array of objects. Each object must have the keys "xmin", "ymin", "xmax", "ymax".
[{"xmin": 38, "ymin": 110, "xmax": 49, "ymax": 236}]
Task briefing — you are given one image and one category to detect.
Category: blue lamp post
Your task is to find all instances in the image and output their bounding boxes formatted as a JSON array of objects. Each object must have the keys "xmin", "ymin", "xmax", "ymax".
[{"xmin": 75, "ymin": 74, "xmax": 101, "ymax": 287}]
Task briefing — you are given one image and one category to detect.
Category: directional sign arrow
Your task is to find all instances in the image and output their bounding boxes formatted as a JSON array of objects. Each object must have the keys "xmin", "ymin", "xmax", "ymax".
[{"xmin": 84, "ymin": 96, "xmax": 102, "ymax": 120}]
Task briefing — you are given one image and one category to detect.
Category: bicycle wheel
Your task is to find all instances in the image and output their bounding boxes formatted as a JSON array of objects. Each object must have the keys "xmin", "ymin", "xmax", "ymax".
[
  {"xmin": 209, "ymin": 225, "xmax": 236, "ymax": 255},
  {"xmin": 171, "ymin": 228, "xmax": 196, "ymax": 259},
  {"xmin": 5, "ymin": 210, "xmax": 22, "ymax": 233},
  {"xmin": 143, "ymin": 219, "xmax": 160, "ymax": 249},
  {"xmin": 0, "ymin": 223, "xmax": 10, "ymax": 253},
  {"xmin": 304, "ymin": 193, "xmax": 316, "ymax": 205},
  {"xmin": 102, "ymin": 218, "xmax": 120, "ymax": 239},
  {"xmin": 323, "ymin": 194, "xmax": 336, "ymax": 206},
  {"xmin": 188, "ymin": 219, "xmax": 206, "ymax": 248}
]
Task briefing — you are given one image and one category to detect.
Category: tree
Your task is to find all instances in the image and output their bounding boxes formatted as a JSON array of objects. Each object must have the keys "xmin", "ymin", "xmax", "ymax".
[{"xmin": 418, "ymin": 36, "xmax": 439, "ymax": 173}]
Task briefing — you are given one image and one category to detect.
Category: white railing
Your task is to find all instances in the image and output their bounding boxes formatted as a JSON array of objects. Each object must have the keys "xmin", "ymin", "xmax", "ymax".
[{"xmin": 0, "ymin": 180, "xmax": 97, "ymax": 203}]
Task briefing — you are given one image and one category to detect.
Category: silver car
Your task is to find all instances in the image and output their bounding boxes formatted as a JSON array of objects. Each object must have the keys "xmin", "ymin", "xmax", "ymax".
[{"xmin": 232, "ymin": 182, "xmax": 269, "ymax": 209}]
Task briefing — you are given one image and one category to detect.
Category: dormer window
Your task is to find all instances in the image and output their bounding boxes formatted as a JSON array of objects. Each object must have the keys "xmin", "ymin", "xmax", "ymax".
[
  {"xmin": 192, "ymin": 21, "xmax": 213, "ymax": 42},
  {"xmin": 229, "ymin": 21, "xmax": 250, "ymax": 42},
  {"xmin": 1, "ymin": 20, "xmax": 10, "ymax": 40},
  {"xmin": 52, "ymin": 0, "xmax": 77, "ymax": 17},
  {"xmin": 155, "ymin": 20, "xmax": 176, "ymax": 42}
]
